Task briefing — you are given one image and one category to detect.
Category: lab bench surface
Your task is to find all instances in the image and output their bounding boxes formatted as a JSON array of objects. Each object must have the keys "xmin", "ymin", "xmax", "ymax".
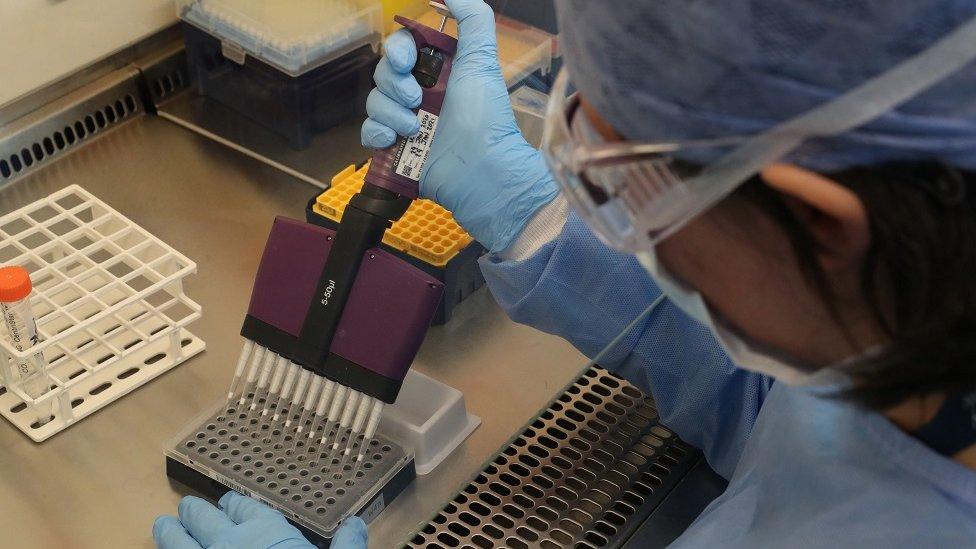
[{"xmin": 0, "ymin": 114, "xmax": 587, "ymax": 548}]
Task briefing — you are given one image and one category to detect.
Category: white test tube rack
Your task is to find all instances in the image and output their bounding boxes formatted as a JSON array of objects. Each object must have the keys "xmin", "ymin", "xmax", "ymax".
[{"xmin": 0, "ymin": 185, "xmax": 205, "ymax": 441}]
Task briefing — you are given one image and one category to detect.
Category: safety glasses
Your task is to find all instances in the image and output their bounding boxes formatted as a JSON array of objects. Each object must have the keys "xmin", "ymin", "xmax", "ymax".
[
  {"xmin": 540, "ymin": 68, "xmax": 759, "ymax": 254},
  {"xmin": 540, "ymin": 9, "xmax": 976, "ymax": 255}
]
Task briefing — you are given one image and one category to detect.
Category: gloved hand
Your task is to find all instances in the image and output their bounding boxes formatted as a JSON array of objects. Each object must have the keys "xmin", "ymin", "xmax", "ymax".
[
  {"xmin": 361, "ymin": 0, "xmax": 559, "ymax": 253},
  {"xmin": 153, "ymin": 492, "xmax": 368, "ymax": 549}
]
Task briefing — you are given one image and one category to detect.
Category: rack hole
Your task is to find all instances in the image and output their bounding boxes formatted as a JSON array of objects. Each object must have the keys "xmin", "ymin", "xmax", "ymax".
[
  {"xmin": 516, "ymin": 525, "xmax": 538, "ymax": 542},
  {"xmin": 436, "ymin": 532, "xmax": 460, "ymax": 547},
  {"xmin": 117, "ymin": 367, "xmax": 140, "ymax": 379},
  {"xmin": 585, "ymin": 531, "xmax": 609, "ymax": 547},
  {"xmin": 550, "ymin": 529, "xmax": 572, "ymax": 545},
  {"xmin": 447, "ymin": 522, "xmax": 470, "ymax": 538},
  {"xmin": 546, "ymin": 496, "xmax": 568, "ymax": 511},
  {"xmin": 532, "ymin": 475, "xmax": 555, "ymax": 489},
  {"xmin": 512, "ymin": 494, "xmax": 534, "ymax": 509},
  {"xmin": 482, "ymin": 524, "xmax": 504, "ymax": 540},
  {"xmin": 459, "ymin": 512, "xmax": 481, "ymax": 527},
  {"xmin": 529, "ymin": 506, "xmax": 556, "ymax": 523},
  {"xmin": 501, "ymin": 503, "xmax": 524, "ymax": 519},
  {"xmin": 479, "ymin": 492, "xmax": 501, "ymax": 506},
  {"xmin": 499, "ymin": 473, "xmax": 520, "ymax": 487},
  {"xmin": 89, "ymin": 382, "xmax": 112, "ymax": 395}
]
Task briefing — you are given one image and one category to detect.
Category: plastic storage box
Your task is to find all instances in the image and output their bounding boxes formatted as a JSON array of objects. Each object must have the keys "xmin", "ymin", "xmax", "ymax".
[
  {"xmin": 177, "ymin": 0, "xmax": 383, "ymax": 149},
  {"xmin": 380, "ymin": 370, "xmax": 480, "ymax": 475},
  {"xmin": 306, "ymin": 163, "xmax": 486, "ymax": 325}
]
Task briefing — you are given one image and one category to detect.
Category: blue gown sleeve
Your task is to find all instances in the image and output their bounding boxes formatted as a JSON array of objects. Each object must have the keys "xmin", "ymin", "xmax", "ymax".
[{"xmin": 479, "ymin": 212, "xmax": 774, "ymax": 478}]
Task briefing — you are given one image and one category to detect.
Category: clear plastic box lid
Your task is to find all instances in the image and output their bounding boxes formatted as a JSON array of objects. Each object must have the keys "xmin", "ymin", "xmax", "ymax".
[{"xmin": 177, "ymin": 0, "xmax": 383, "ymax": 76}]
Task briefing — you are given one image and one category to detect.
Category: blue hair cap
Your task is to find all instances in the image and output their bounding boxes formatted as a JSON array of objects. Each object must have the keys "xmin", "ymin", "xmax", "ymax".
[{"xmin": 556, "ymin": 0, "xmax": 976, "ymax": 171}]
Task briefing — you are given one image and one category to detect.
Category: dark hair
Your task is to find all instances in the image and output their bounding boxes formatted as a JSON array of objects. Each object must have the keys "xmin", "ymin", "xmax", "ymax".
[{"xmin": 738, "ymin": 162, "xmax": 976, "ymax": 410}]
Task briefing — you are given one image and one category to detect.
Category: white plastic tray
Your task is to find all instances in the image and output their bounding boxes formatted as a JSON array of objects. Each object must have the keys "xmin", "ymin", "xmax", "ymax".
[
  {"xmin": 0, "ymin": 185, "xmax": 204, "ymax": 441},
  {"xmin": 380, "ymin": 369, "xmax": 480, "ymax": 475}
]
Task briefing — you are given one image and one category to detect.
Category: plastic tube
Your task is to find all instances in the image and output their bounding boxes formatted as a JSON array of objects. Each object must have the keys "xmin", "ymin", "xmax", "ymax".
[
  {"xmin": 318, "ymin": 385, "xmax": 349, "ymax": 447},
  {"xmin": 237, "ymin": 344, "xmax": 266, "ymax": 408},
  {"xmin": 325, "ymin": 390, "xmax": 361, "ymax": 469},
  {"xmin": 280, "ymin": 369, "xmax": 311, "ymax": 437},
  {"xmin": 293, "ymin": 375, "xmax": 323, "ymax": 438},
  {"xmin": 271, "ymin": 362, "xmax": 300, "ymax": 422},
  {"xmin": 261, "ymin": 356, "xmax": 289, "ymax": 417},
  {"xmin": 351, "ymin": 400, "xmax": 385, "ymax": 476},
  {"xmin": 307, "ymin": 380, "xmax": 337, "ymax": 441},
  {"xmin": 249, "ymin": 350, "xmax": 277, "ymax": 411},
  {"xmin": 336, "ymin": 396, "xmax": 373, "ymax": 471},
  {"xmin": 0, "ymin": 267, "xmax": 52, "ymax": 426},
  {"xmin": 226, "ymin": 339, "xmax": 255, "ymax": 403}
]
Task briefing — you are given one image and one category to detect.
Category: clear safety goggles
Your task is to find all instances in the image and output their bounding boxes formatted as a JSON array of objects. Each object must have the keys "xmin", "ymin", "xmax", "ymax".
[
  {"xmin": 541, "ymin": 68, "xmax": 754, "ymax": 254},
  {"xmin": 540, "ymin": 14, "xmax": 976, "ymax": 254}
]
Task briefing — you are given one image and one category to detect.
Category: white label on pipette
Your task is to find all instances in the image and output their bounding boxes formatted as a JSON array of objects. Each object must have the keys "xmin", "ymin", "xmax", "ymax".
[{"xmin": 393, "ymin": 109, "xmax": 438, "ymax": 182}]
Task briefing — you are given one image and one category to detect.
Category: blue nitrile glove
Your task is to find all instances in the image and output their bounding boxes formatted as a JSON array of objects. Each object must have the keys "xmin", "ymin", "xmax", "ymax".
[
  {"xmin": 361, "ymin": 0, "xmax": 560, "ymax": 253},
  {"xmin": 153, "ymin": 492, "xmax": 368, "ymax": 549}
]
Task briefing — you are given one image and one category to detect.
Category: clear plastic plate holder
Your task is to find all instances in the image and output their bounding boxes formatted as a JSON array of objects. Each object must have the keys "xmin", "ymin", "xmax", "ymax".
[{"xmin": 0, "ymin": 185, "xmax": 205, "ymax": 441}]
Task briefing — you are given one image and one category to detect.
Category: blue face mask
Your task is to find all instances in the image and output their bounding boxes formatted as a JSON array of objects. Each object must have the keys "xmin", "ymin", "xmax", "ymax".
[{"xmin": 635, "ymin": 249, "xmax": 856, "ymax": 387}]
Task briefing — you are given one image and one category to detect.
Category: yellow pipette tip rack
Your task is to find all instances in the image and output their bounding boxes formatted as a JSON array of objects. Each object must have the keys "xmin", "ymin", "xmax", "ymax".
[{"xmin": 314, "ymin": 162, "xmax": 474, "ymax": 267}]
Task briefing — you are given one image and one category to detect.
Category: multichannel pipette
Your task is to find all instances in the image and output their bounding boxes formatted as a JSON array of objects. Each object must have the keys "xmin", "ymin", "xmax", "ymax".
[{"xmin": 223, "ymin": 3, "xmax": 456, "ymax": 474}]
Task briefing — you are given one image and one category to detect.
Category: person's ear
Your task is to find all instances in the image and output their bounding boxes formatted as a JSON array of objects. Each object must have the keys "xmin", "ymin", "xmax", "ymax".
[{"xmin": 760, "ymin": 163, "xmax": 870, "ymax": 272}]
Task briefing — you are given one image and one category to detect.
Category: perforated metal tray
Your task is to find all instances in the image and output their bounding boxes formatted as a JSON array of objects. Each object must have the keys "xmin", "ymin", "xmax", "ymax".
[
  {"xmin": 166, "ymin": 398, "xmax": 415, "ymax": 546},
  {"xmin": 403, "ymin": 366, "xmax": 698, "ymax": 548}
]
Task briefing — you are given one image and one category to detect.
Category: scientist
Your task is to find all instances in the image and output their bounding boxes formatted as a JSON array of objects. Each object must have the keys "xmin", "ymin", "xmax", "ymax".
[{"xmin": 155, "ymin": 0, "xmax": 976, "ymax": 546}]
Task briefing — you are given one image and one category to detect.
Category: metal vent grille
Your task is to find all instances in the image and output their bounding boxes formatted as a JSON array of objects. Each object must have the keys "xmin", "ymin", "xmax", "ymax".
[
  {"xmin": 150, "ymin": 67, "xmax": 189, "ymax": 103},
  {"xmin": 0, "ymin": 69, "xmax": 145, "ymax": 185},
  {"xmin": 405, "ymin": 367, "xmax": 697, "ymax": 549}
]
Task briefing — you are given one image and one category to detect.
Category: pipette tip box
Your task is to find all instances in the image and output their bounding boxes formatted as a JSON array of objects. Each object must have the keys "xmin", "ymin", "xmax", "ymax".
[
  {"xmin": 177, "ymin": 0, "xmax": 382, "ymax": 149},
  {"xmin": 306, "ymin": 163, "xmax": 486, "ymax": 325},
  {"xmin": 165, "ymin": 400, "xmax": 415, "ymax": 547}
]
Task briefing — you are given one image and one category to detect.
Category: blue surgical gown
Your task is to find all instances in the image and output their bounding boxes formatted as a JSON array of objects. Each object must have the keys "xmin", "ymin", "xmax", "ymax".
[{"xmin": 479, "ymin": 212, "xmax": 976, "ymax": 547}]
